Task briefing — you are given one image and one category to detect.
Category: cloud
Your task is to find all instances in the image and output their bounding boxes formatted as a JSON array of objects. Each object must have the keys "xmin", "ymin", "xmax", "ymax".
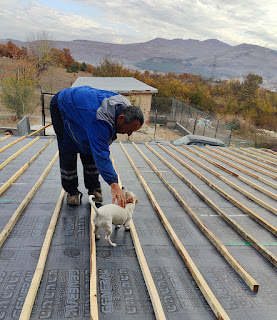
[
  {"xmin": 61, "ymin": 0, "xmax": 277, "ymax": 49},
  {"xmin": 0, "ymin": 0, "xmax": 124, "ymax": 42},
  {"xmin": 0, "ymin": 0, "xmax": 277, "ymax": 50}
]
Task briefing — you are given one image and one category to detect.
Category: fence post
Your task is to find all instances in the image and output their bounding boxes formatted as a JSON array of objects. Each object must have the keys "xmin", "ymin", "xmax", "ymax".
[
  {"xmin": 171, "ymin": 98, "xmax": 176, "ymax": 119},
  {"xmin": 180, "ymin": 105, "xmax": 184, "ymax": 127},
  {"xmin": 193, "ymin": 112, "xmax": 198, "ymax": 134},
  {"xmin": 215, "ymin": 119, "xmax": 220, "ymax": 138},
  {"xmin": 154, "ymin": 109, "xmax": 158, "ymax": 141},
  {"xmin": 203, "ymin": 121, "xmax": 207, "ymax": 136},
  {"xmin": 186, "ymin": 106, "xmax": 190, "ymax": 129},
  {"xmin": 41, "ymin": 92, "xmax": 45, "ymax": 136},
  {"xmin": 228, "ymin": 126, "xmax": 233, "ymax": 147}
]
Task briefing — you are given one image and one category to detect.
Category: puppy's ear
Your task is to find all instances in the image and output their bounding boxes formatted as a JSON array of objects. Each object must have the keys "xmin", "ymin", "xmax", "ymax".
[{"xmin": 135, "ymin": 199, "xmax": 138, "ymax": 204}]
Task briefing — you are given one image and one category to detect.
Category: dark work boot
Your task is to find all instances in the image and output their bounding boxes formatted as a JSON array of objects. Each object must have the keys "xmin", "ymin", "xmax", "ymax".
[
  {"xmin": 88, "ymin": 188, "xmax": 103, "ymax": 203},
  {"xmin": 67, "ymin": 191, "xmax": 83, "ymax": 206}
]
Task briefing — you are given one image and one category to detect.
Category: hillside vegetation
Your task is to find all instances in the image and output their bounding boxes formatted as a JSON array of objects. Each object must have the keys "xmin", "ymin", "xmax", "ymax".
[{"xmin": 0, "ymin": 41, "xmax": 276, "ymax": 145}]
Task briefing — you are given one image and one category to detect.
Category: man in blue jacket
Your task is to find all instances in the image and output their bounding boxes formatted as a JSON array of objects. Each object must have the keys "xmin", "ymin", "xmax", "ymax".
[{"xmin": 50, "ymin": 86, "xmax": 144, "ymax": 207}]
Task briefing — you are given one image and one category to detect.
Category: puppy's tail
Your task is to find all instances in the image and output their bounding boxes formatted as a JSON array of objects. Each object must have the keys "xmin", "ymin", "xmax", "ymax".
[{"xmin": 89, "ymin": 195, "xmax": 100, "ymax": 217}]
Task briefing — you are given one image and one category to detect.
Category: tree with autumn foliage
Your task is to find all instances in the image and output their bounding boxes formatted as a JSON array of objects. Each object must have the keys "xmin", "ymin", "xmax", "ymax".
[
  {"xmin": 62, "ymin": 48, "xmax": 75, "ymax": 68},
  {"xmin": 26, "ymin": 31, "xmax": 56, "ymax": 78},
  {"xmin": 0, "ymin": 41, "xmax": 27, "ymax": 58},
  {"xmin": 90, "ymin": 58, "xmax": 277, "ymax": 130},
  {"xmin": 1, "ymin": 55, "xmax": 38, "ymax": 119}
]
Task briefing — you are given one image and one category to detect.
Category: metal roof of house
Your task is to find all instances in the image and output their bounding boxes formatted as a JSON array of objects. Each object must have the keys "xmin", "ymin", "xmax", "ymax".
[
  {"xmin": 71, "ymin": 77, "xmax": 158, "ymax": 94},
  {"xmin": 0, "ymin": 133, "xmax": 277, "ymax": 320}
]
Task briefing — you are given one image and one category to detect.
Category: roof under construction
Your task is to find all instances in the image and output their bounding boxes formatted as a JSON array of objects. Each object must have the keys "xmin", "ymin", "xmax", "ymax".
[{"xmin": 0, "ymin": 132, "xmax": 277, "ymax": 320}]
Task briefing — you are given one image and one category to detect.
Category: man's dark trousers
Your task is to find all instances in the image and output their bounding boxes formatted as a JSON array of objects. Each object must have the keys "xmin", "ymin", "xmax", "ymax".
[{"xmin": 50, "ymin": 92, "xmax": 100, "ymax": 195}]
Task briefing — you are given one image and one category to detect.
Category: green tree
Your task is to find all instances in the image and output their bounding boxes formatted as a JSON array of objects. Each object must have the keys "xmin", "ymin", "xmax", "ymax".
[
  {"xmin": 237, "ymin": 74, "xmax": 263, "ymax": 115},
  {"xmin": 1, "ymin": 55, "xmax": 38, "ymax": 119},
  {"xmin": 67, "ymin": 62, "xmax": 79, "ymax": 73},
  {"xmin": 79, "ymin": 62, "xmax": 87, "ymax": 71},
  {"xmin": 93, "ymin": 57, "xmax": 132, "ymax": 77}
]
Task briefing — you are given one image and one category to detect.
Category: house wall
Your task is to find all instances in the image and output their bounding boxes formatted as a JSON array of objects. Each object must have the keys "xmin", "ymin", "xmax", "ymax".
[{"xmin": 123, "ymin": 93, "xmax": 152, "ymax": 126}]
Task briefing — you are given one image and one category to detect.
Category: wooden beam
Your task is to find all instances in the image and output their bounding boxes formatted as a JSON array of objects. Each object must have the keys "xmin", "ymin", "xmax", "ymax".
[
  {"xmin": 192, "ymin": 146, "xmax": 277, "ymax": 200},
  {"xmin": 19, "ymin": 189, "xmax": 65, "ymax": 320},
  {"xmin": 209, "ymin": 146, "xmax": 277, "ymax": 173},
  {"xmin": 229, "ymin": 147, "xmax": 277, "ymax": 168},
  {"xmin": 110, "ymin": 153, "xmax": 167, "ymax": 320},
  {"xmin": 0, "ymin": 138, "xmax": 54, "ymax": 195},
  {"xmin": 171, "ymin": 144, "xmax": 277, "ymax": 234},
  {"xmin": 193, "ymin": 147, "xmax": 277, "ymax": 189},
  {"xmin": 28, "ymin": 123, "xmax": 53, "ymax": 136},
  {"xmin": 119, "ymin": 142, "xmax": 231, "ymax": 320},
  {"xmin": 0, "ymin": 124, "xmax": 52, "ymax": 154},
  {"xmin": 0, "ymin": 135, "xmax": 11, "ymax": 142},
  {"xmin": 243, "ymin": 148, "xmax": 277, "ymax": 163},
  {"xmin": 137, "ymin": 143, "xmax": 259, "ymax": 292},
  {"xmin": 156, "ymin": 144, "xmax": 277, "ymax": 267},
  {"xmin": 189, "ymin": 145, "xmax": 277, "ymax": 215},
  {"xmin": 0, "ymin": 137, "xmax": 40, "ymax": 170},
  {"xmin": 0, "ymin": 151, "xmax": 59, "ymax": 247},
  {"xmin": 0, "ymin": 123, "xmax": 50, "ymax": 152},
  {"xmin": 0, "ymin": 136, "xmax": 26, "ymax": 153},
  {"xmin": 254, "ymin": 148, "xmax": 277, "ymax": 159},
  {"xmin": 90, "ymin": 205, "xmax": 98, "ymax": 320},
  {"xmin": 261, "ymin": 148, "xmax": 277, "ymax": 156},
  {"xmin": 210, "ymin": 147, "xmax": 277, "ymax": 180}
]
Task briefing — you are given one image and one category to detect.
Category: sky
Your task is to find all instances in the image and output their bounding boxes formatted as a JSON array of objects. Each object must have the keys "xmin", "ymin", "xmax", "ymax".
[{"xmin": 0, "ymin": 0, "xmax": 277, "ymax": 50}]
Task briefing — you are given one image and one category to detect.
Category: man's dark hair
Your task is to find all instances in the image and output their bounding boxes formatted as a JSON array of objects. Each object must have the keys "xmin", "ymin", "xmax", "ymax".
[
  {"xmin": 118, "ymin": 105, "xmax": 144, "ymax": 125},
  {"xmin": 5, "ymin": 129, "xmax": 13, "ymax": 135}
]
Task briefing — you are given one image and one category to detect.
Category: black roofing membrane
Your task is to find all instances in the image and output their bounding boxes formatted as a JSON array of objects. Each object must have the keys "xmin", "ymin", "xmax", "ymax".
[{"xmin": 0, "ymin": 137, "xmax": 276, "ymax": 319}]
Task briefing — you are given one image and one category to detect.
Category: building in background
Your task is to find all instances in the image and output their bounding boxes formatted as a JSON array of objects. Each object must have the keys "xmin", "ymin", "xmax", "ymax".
[{"xmin": 71, "ymin": 77, "xmax": 158, "ymax": 126}]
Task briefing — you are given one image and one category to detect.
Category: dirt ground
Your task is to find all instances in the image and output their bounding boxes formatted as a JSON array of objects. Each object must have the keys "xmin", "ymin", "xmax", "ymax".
[
  {"xmin": 116, "ymin": 124, "xmax": 183, "ymax": 142},
  {"xmin": 41, "ymin": 122, "xmax": 183, "ymax": 142},
  {"xmin": 0, "ymin": 111, "xmax": 182, "ymax": 142}
]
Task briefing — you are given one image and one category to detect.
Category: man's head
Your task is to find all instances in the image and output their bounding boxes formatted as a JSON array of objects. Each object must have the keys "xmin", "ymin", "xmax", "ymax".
[
  {"xmin": 116, "ymin": 105, "xmax": 144, "ymax": 136},
  {"xmin": 5, "ymin": 129, "xmax": 13, "ymax": 135}
]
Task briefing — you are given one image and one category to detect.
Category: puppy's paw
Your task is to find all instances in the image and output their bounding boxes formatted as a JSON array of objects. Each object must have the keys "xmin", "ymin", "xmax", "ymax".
[
  {"xmin": 111, "ymin": 243, "xmax": 117, "ymax": 247},
  {"xmin": 95, "ymin": 235, "xmax": 100, "ymax": 239},
  {"xmin": 115, "ymin": 225, "xmax": 121, "ymax": 229},
  {"xmin": 124, "ymin": 226, "xmax": 130, "ymax": 231}
]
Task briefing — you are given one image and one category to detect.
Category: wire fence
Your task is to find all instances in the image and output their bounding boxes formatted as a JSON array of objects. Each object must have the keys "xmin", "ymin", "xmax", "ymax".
[
  {"xmin": 171, "ymin": 98, "xmax": 233, "ymax": 146},
  {"xmin": 41, "ymin": 92, "xmax": 55, "ymax": 128}
]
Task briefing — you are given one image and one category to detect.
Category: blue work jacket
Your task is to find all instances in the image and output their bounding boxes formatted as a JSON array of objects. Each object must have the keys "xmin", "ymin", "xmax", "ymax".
[{"xmin": 57, "ymin": 86, "xmax": 131, "ymax": 185}]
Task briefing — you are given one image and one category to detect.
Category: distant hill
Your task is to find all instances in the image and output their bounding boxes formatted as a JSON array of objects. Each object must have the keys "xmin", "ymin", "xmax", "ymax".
[{"xmin": 1, "ymin": 37, "xmax": 277, "ymax": 91}]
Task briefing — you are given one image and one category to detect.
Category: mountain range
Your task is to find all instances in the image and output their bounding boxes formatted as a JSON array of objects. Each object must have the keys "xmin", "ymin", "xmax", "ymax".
[{"xmin": 1, "ymin": 37, "xmax": 277, "ymax": 91}]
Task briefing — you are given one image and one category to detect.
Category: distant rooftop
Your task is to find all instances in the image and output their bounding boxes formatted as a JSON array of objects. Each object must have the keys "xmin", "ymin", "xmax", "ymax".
[{"xmin": 71, "ymin": 77, "xmax": 158, "ymax": 94}]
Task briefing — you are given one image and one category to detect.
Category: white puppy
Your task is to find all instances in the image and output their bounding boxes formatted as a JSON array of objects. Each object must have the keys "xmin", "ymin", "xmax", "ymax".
[{"xmin": 89, "ymin": 187, "xmax": 138, "ymax": 247}]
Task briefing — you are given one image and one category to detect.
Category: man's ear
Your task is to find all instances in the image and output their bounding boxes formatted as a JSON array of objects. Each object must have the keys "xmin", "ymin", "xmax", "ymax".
[{"xmin": 118, "ymin": 114, "xmax": 125, "ymax": 123}]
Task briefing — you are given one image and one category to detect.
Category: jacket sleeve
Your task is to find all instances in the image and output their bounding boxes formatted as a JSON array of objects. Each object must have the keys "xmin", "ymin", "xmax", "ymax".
[{"xmin": 86, "ymin": 119, "xmax": 118, "ymax": 185}]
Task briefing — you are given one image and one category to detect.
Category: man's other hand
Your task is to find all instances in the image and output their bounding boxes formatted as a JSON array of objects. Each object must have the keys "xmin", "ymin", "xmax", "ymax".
[{"xmin": 110, "ymin": 183, "xmax": 126, "ymax": 208}]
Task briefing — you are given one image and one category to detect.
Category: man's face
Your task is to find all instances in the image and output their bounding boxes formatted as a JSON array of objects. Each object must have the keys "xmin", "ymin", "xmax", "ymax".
[{"xmin": 117, "ymin": 115, "xmax": 141, "ymax": 136}]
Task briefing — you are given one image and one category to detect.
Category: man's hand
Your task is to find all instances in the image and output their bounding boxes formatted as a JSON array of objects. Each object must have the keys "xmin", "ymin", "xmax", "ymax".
[{"xmin": 110, "ymin": 183, "xmax": 126, "ymax": 208}]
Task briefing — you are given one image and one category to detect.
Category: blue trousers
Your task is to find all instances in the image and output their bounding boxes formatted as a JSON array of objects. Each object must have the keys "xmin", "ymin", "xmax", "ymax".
[{"xmin": 50, "ymin": 92, "xmax": 100, "ymax": 194}]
